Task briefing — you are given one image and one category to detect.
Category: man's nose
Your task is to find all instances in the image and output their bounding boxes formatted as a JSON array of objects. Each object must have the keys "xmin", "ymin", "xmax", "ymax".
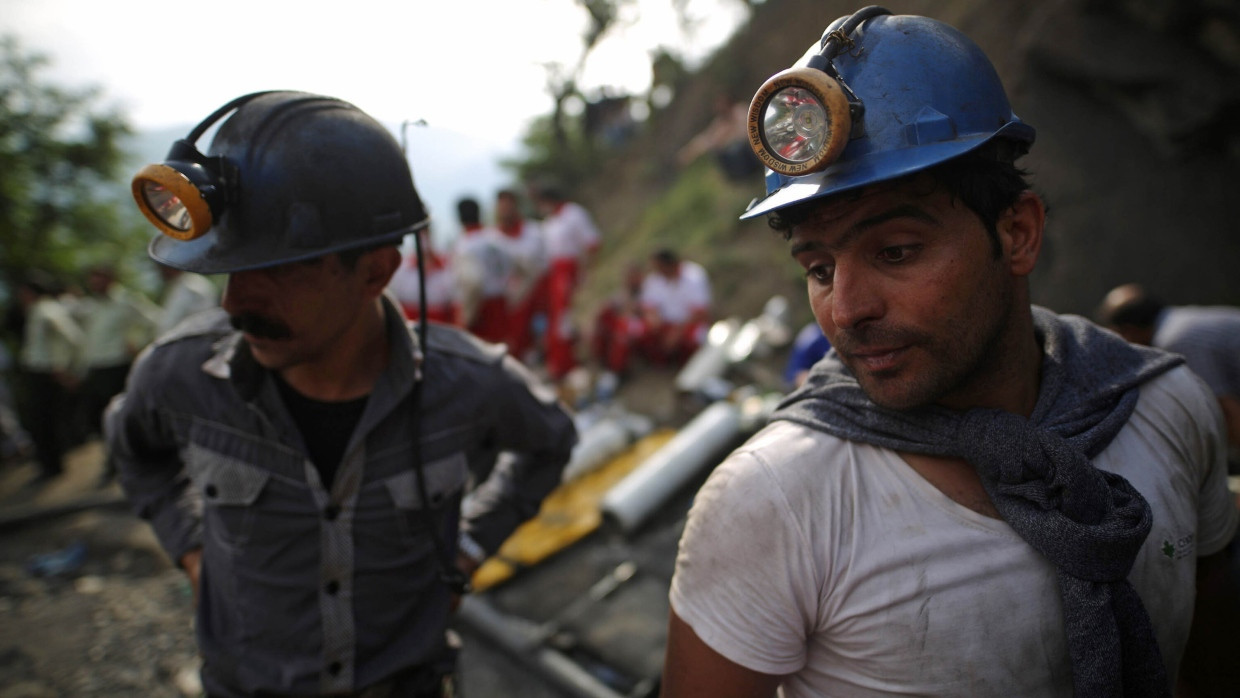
[
  {"xmin": 829, "ymin": 263, "xmax": 884, "ymax": 330},
  {"xmin": 221, "ymin": 270, "xmax": 272, "ymax": 315}
]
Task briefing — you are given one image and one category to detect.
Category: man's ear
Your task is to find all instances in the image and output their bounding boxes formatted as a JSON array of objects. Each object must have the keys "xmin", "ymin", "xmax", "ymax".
[
  {"xmin": 998, "ymin": 191, "xmax": 1045, "ymax": 277},
  {"xmin": 362, "ymin": 245, "xmax": 402, "ymax": 294}
]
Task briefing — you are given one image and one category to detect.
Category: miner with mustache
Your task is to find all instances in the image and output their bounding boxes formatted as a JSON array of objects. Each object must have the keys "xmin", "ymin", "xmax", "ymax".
[{"xmin": 106, "ymin": 92, "xmax": 576, "ymax": 697}]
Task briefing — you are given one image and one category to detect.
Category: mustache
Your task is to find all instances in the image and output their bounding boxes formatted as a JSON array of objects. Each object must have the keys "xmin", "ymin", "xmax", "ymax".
[
  {"xmin": 229, "ymin": 312, "xmax": 292, "ymax": 340},
  {"xmin": 830, "ymin": 324, "xmax": 925, "ymax": 354}
]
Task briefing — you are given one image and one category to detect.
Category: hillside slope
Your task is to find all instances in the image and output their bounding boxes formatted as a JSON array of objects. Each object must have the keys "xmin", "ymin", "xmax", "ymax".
[{"xmin": 571, "ymin": 0, "xmax": 1240, "ymax": 332}]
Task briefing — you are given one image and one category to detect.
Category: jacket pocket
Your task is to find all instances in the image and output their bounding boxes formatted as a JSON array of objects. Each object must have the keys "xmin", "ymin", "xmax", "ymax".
[
  {"xmin": 383, "ymin": 452, "xmax": 467, "ymax": 548},
  {"xmin": 186, "ymin": 443, "xmax": 271, "ymax": 552}
]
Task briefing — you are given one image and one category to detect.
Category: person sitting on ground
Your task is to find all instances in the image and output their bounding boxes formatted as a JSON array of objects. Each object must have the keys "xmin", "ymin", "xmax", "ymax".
[{"xmin": 636, "ymin": 248, "xmax": 711, "ymax": 368}]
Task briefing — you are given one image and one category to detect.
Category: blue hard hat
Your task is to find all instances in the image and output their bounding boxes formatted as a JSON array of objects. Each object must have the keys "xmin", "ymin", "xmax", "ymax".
[{"xmin": 741, "ymin": 12, "xmax": 1034, "ymax": 219}]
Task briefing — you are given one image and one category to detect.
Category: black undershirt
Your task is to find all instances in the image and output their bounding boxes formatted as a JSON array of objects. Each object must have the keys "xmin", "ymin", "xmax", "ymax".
[{"xmin": 274, "ymin": 374, "xmax": 369, "ymax": 490}]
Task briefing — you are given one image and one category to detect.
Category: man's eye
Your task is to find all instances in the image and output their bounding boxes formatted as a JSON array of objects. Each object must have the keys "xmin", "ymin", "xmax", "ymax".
[
  {"xmin": 805, "ymin": 264, "xmax": 833, "ymax": 283},
  {"xmin": 878, "ymin": 246, "xmax": 918, "ymax": 263}
]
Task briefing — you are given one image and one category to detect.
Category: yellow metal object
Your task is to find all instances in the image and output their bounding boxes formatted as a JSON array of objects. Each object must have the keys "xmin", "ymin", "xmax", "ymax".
[{"xmin": 471, "ymin": 428, "xmax": 677, "ymax": 592}]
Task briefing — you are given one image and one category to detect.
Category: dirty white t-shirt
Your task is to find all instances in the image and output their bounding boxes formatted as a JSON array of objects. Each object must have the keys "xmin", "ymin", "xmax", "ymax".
[{"xmin": 669, "ymin": 366, "xmax": 1237, "ymax": 697}]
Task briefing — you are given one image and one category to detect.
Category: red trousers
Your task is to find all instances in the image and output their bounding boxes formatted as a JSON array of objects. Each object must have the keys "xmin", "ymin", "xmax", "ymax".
[
  {"xmin": 468, "ymin": 296, "xmax": 510, "ymax": 345},
  {"xmin": 507, "ymin": 274, "xmax": 550, "ymax": 361},
  {"xmin": 545, "ymin": 259, "xmax": 580, "ymax": 380}
]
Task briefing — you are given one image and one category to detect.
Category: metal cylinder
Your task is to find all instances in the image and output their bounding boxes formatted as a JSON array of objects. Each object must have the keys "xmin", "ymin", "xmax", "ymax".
[
  {"xmin": 600, "ymin": 400, "xmax": 742, "ymax": 534},
  {"xmin": 562, "ymin": 417, "xmax": 634, "ymax": 483},
  {"xmin": 673, "ymin": 319, "xmax": 739, "ymax": 393}
]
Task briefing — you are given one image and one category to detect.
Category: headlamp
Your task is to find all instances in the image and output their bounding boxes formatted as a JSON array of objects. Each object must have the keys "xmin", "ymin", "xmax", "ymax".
[
  {"xmin": 131, "ymin": 92, "xmax": 271, "ymax": 242},
  {"xmin": 132, "ymin": 140, "xmax": 230, "ymax": 240},
  {"xmin": 748, "ymin": 64, "xmax": 852, "ymax": 177},
  {"xmin": 746, "ymin": 5, "xmax": 891, "ymax": 178}
]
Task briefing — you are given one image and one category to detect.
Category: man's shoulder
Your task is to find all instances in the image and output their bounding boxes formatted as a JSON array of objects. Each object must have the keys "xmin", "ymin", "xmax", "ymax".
[
  {"xmin": 682, "ymin": 260, "xmax": 708, "ymax": 279},
  {"xmin": 151, "ymin": 307, "xmax": 232, "ymax": 348},
  {"xmin": 422, "ymin": 322, "xmax": 508, "ymax": 365},
  {"xmin": 1140, "ymin": 363, "xmax": 1217, "ymax": 405},
  {"xmin": 722, "ymin": 420, "xmax": 880, "ymax": 487},
  {"xmin": 1127, "ymin": 364, "xmax": 1222, "ymax": 442}
]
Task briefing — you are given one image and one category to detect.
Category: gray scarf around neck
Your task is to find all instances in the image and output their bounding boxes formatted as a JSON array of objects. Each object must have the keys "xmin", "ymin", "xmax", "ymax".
[{"xmin": 774, "ymin": 307, "xmax": 1183, "ymax": 697}]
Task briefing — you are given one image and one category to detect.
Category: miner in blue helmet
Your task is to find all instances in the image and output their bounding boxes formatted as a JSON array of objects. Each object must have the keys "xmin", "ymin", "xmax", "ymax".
[
  {"xmin": 106, "ymin": 91, "xmax": 577, "ymax": 697},
  {"xmin": 663, "ymin": 8, "xmax": 1237, "ymax": 698}
]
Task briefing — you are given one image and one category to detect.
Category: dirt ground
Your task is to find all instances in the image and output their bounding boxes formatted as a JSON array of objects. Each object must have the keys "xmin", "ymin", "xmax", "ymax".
[
  {"xmin": 0, "ymin": 360, "xmax": 716, "ymax": 698},
  {"xmin": 0, "ymin": 439, "xmax": 618, "ymax": 698}
]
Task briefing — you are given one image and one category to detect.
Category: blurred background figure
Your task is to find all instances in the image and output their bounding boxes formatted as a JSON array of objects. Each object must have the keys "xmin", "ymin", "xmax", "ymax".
[
  {"xmin": 637, "ymin": 248, "xmax": 711, "ymax": 368},
  {"xmin": 72, "ymin": 264, "xmax": 158, "ymax": 445},
  {"xmin": 452, "ymin": 196, "xmax": 513, "ymax": 344},
  {"xmin": 674, "ymin": 92, "xmax": 762, "ymax": 183},
  {"xmin": 14, "ymin": 271, "xmax": 81, "ymax": 485},
  {"xmin": 531, "ymin": 182, "xmax": 601, "ymax": 382},
  {"xmin": 1098, "ymin": 283, "xmax": 1240, "ymax": 472},
  {"xmin": 388, "ymin": 227, "xmax": 461, "ymax": 325},
  {"xmin": 496, "ymin": 188, "xmax": 549, "ymax": 364},
  {"xmin": 784, "ymin": 321, "xmax": 832, "ymax": 390},
  {"xmin": 155, "ymin": 263, "xmax": 219, "ymax": 336},
  {"xmin": 591, "ymin": 261, "xmax": 648, "ymax": 378}
]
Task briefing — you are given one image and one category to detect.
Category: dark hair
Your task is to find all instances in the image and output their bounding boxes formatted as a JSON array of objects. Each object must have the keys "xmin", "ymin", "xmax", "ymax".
[
  {"xmin": 529, "ymin": 180, "xmax": 565, "ymax": 204},
  {"xmin": 652, "ymin": 248, "xmax": 678, "ymax": 266},
  {"xmin": 1099, "ymin": 289, "xmax": 1165, "ymax": 328},
  {"xmin": 20, "ymin": 269, "xmax": 61, "ymax": 297},
  {"xmin": 496, "ymin": 188, "xmax": 518, "ymax": 202},
  {"xmin": 456, "ymin": 197, "xmax": 481, "ymax": 226},
  {"xmin": 767, "ymin": 139, "xmax": 1032, "ymax": 257}
]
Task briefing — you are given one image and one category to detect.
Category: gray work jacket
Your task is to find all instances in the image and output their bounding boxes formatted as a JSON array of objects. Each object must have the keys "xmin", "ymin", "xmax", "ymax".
[{"xmin": 106, "ymin": 298, "xmax": 576, "ymax": 696}]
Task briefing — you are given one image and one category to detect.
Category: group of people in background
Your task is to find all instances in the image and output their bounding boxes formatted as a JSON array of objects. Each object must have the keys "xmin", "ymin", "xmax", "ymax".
[
  {"xmin": 1, "ymin": 263, "xmax": 219, "ymax": 485},
  {"xmin": 386, "ymin": 182, "xmax": 714, "ymax": 388},
  {"xmin": 388, "ymin": 183, "xmax": 601, "ymax": 382}
]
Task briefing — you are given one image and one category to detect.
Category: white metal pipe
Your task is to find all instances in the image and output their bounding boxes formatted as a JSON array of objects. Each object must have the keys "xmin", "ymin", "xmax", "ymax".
[
  {"xmin": 600, "ymin": 400, "xmax": 742, "ymax": 534},
  {"xmin": 561, "ymin": 416, "xmax": 636, "ymax": 483},
  {"xmin": 673, "ymin": 318, "xmax": 739, "ymax": 393}
]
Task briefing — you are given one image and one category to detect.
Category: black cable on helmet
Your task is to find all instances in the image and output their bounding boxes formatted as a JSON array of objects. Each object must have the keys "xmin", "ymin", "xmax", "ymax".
[
  {"xmin": 820, "ymin": 6, "xmax": 892, "ymax": 59},
  {"xmin": 409, "ymin": 229, "xmax": 471, "ymax": 597}
]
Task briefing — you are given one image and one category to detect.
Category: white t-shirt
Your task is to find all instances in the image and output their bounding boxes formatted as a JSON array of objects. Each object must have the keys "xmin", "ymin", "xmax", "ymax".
[
  {"xmin": 158, "ymin": 272, "xmax": 219, "ymax": 336},
  {"xmin": 387, "ymin": 254, "xmax": 457, "ymax": 313},
  {"xmin": 640, "ymin": 261, "xmax": 711, "ymax": 324},
  {"xmin": 541, "ymin": 202, "xmax": 600, "ymax": 262},
  {"xmin": 670, "ymin": 366, "xmax": 1238, "ymax": 697},
  {"xmin": 501, "ymin": 219, "xmax": 548, "ymax": 304},
  {"xmin": 452, "ymin": 227, "xmax": 514, "ymax": 300}
]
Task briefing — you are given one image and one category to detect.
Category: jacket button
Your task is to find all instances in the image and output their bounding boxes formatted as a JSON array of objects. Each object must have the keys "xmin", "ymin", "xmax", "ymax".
[
  {"xmin": 328, "ymin": 661, "xmax": 342, "ymax": 676},
  {"xmin": 324, "ymin": 505, "xmax": 340, "ymax": 520},
  {"xmin": 326, "ymin": 580, "xmax": 340, "ymax": 595},
  {"xmin": 204, "ymin": 485, "xmax": 218, "ymax": 498}
]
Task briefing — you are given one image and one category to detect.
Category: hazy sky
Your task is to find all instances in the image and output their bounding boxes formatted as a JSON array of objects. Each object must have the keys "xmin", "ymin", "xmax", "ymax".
[
  {"xmin": 5, "ymin": 0, "xmax": 747, "ymax": 148},
  {"xmin": 4, "ymin": 0, "xmax": 748, "ymax": 243}
]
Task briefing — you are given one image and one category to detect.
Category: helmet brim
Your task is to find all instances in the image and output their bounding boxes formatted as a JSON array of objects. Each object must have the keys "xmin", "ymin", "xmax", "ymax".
[
  {"xmin": 741, "ymin": 123, "xmax": 1033, "ymax": 220},
  {"xmin": 149, "ymin": 220, "xmax": 425, "ymax": 275}
]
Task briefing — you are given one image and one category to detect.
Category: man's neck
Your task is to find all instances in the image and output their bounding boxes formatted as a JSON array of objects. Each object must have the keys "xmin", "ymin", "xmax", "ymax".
[
  {"xmin": 280, "ymin": 301, "xmax": 391, "ymax": 402},
  {"xmin": 938, "ymin": 306, "xmax": 1043, "ymax": 417}
]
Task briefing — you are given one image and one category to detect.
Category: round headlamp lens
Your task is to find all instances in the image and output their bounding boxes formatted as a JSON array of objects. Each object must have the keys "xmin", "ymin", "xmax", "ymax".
[
  {"xmin": 747, "ymin": 66, "xmax": 852, "ymax": 177},
  {"xmin": 131, "ymin": 162, "xmax": 216, "ymax": 241},
  {"xmin": 763, "ymin": 87, "xmax": 829, "ymax": 164},
  {"xmin": 140, "ymin": 181, "xmax": 193, "ymax": 232}
]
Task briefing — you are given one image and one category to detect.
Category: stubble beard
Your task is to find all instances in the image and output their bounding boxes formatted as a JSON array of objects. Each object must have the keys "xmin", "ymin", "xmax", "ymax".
[{"xmin": 843, "ymin": 285, "xmax": 1014, "ymax": 412}]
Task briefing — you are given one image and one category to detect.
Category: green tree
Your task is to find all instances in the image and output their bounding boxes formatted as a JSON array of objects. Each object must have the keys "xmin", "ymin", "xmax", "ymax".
[{"xmin": 0, "ymin": 35, "xmax": 144, "ymax": 298}]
